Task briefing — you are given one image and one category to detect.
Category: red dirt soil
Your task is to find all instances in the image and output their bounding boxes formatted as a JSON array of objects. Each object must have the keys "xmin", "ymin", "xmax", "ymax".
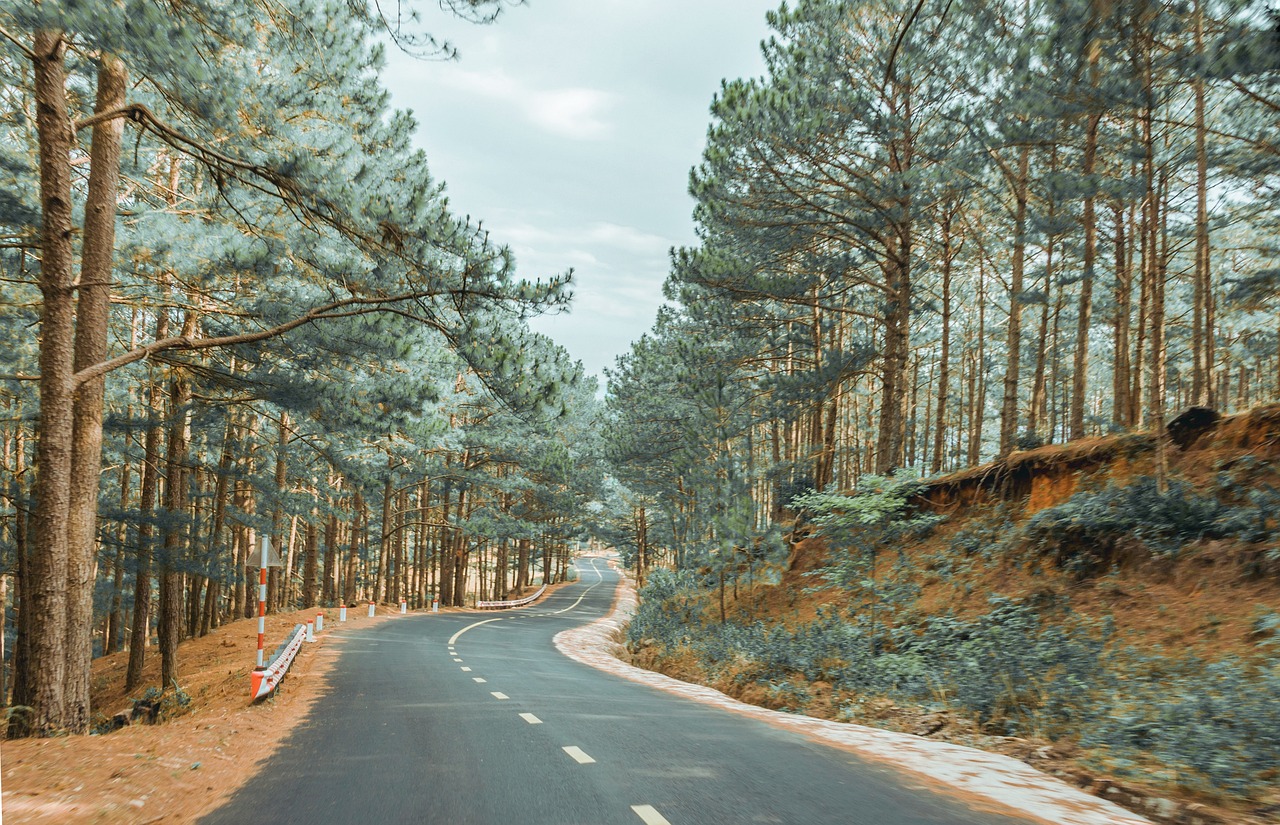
[{"xmin": 2, "ymin": 605, "xmax": 402, "ymax": 824}]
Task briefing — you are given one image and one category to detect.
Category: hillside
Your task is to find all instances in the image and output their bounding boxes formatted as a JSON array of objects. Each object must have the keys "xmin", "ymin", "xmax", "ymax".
[{"xmin": 626, "ymin": 404, "xmax": 1280, "ymax": 825}]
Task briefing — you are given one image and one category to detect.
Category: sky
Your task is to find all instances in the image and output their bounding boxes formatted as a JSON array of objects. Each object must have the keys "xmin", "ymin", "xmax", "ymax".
[{"xmin": 378, "ymin": 0, "xmax": 780, "ymax": 387}]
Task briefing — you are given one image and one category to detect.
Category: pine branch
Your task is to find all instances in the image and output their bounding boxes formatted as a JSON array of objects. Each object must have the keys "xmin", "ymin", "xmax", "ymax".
[{"xmin": 71, "ymin": 290, "xmax": 445, "ymax": 389}]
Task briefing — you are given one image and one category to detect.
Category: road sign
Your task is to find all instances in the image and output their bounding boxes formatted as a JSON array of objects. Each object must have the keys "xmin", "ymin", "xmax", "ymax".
[{"xmin": 249, "ymin": 535, "xmax": 284, "ymax": 569}]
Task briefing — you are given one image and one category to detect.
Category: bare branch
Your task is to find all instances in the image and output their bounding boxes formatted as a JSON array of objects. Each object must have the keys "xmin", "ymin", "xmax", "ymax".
[
  {"xmin": 0, "ymin": 23, "xmax": 37, "ymax": 60},
  {"xmin": 72, "ymin": 290, "xmax": 441, "ymax": 388}
]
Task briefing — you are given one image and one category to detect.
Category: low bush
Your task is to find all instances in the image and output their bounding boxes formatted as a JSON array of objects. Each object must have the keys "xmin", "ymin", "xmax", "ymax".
[
  {"xmin": 632, "ymin": 582, "xmax": 1280, "ymax": 798},
  {"xmin": 1092, "ymin": 656, "xmax": 1280, "ymax": 796},
  {"xmin": 626, "ymin": 568, "xmax": 707, "ymax": 651},
  {"xmin": 1025, "ymin": 478, "xmax": 1277, "ymax": 577}
]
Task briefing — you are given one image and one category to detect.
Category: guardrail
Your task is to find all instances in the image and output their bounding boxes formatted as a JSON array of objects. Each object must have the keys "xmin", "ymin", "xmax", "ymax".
[
  {"xmin": 251, "ymin": 622, "xmax": 308, "ymax": 700},
  {"xmin": 476, "ymin": 584, "xmax": 547, "ymax": 610}
]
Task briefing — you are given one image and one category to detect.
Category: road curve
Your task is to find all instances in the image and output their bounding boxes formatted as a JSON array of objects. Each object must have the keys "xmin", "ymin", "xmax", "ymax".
[{"xmin": 200, "ymin": 558, "xmax": 1035, "ymax": 825}]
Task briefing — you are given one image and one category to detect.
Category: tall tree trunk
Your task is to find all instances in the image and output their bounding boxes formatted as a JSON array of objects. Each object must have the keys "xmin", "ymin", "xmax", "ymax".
[
  {"xmin": 1191, "ymin": 0, "xmax": 1213, "ymax": 407},
  {"xmin": 1070, "ymin": 109, "xmax": 1101, "ymax": 440},
  {"xmin": 452, "ymin": 489, "xmax": 468, "ymax": 606},
  {"xmin": 378, "ymin": 469, "xmax": 394, "ymax": 603},
  {"xmin": 515, "ymin": 537, "xmax": 529, "ymax": 593},
  {"xmin": 344, "ymin": 492, "xmax": 363, "ymax": 606},
  {"xmin": 104, "ymin": 543, "xmax": 126, "ymax": 655},
  {"xmin": 1112, "ymin": 203, "xmax": 1133, "ymax": 426},
  {"xmin": 158, "ymin": 365, "xmax": 191, "ymax": 689},
  {"xmin": 323, "ymin": 510, "xmax": 338, "ymax": 605},
  {"xmin": 439, "ymin": 485, "xmax": 455, "ymax": 606},
  {"xmin": 27, "ymin": 28, "xmax": 76, "ymax": 736},
  {"xmin": 205, "ymin": 412, "xmax": 236, "ymax": 631},
  {"xmin": 302, "ymin": 515, "xmax": 318, "ymax": 609},
  {"xmin": 931, "ymin": 207, "xmax": 955, "ymax": 473},
  {"xmin": 968, "ymin": 252, "xmax": 988, "ymax": 464},
  {"xmin": 999, "ymin": 144, "xmax": 1031, "ymax": 456},
  {"xmin": 1137, "ymin": 11, "xmax": 1167, "ymax": 487},
  {"xmin": 126, "ymin": 379, "xmax": 164, "ymax": 692},
  {"xmin": 104, "ymin": 442, "xmax": 130, "ymax": 655},
  {"xmin": 1149, "ymin": 169, "xmax": 1170, "ymax": 488},
  {"xmin": 1029, "ymin": 245, "xmax": 1052, "ymax": 441},
  {"xmin": 62, "ymin": 54, "xmax": 128, "ymax": 730},
  {"xmin": 270, "ymin": 413, "xmax": 288, "ymax": 614},
  {"xmin": 1048, "ymin": 278, "xmax": 1067, "ymax": 440},
  {"xmin": 8, "ymin": 427, "xmax": 31, "ymax": 710}
]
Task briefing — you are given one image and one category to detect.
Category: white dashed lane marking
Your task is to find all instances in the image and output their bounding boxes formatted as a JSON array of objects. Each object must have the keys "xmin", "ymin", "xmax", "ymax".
[
  {"xmin": 519, "ymin": 713, "xmax": 542, "ymax": 725},
  {"xmin": 460, "ymin": 667, "xmax": 471, "ymax": 672},
  {"xmin": 473, "ymin": 677, "xmax": 486, "ymax": 683},
  {"xmin": 491, "ymin": 692, "xmax": 508, "ymax": 700},
  {"xmin": 631, "ymin": 805, "xmax": 672, "ymax": 825},
  {"xmin": 453, "ymin": 657, "xmax": 463, "ymax": 662},
  {"xmin": 562, "ymin": 746, "xmax": 596, "ymax": 765}
]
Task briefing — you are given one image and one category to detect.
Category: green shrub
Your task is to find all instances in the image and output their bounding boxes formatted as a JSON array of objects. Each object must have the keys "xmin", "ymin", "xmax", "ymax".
[
  {"xmin": 1025, "ymin": 478, "xmax": 1275, "ymax": 577},
  {"xmin": 947, "ymin": 507, "xmax": 1018, "ymax": 564},
  {"xmin": 627, "ymin": 568, "xmax": 707, "ymax": 651},
  {"xmin": 1093, "ymin": 655, "xmax": 1280, "ymax": 797}
]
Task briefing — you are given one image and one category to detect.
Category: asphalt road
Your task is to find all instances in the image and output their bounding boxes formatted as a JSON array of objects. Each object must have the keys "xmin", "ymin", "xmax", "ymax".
[{"xmin": 201, "ymin": 558, "xmax": 1035, "ymax": 825}]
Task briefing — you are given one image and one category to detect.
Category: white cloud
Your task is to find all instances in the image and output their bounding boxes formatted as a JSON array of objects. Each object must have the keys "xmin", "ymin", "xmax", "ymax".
[
  {"xmin": 582, "ymin": 222, "xmax": 669, "ymax": 255},
  {"xmin": 526, "ymin": 88, "xmax": 613, "ymax": 140},
  {"xmin": 438, "ymin": 67, "xmax": 613, "ymax": 140},
  {"xmin": 496, "ymin": 220, "xmax": 669, "ymax": 266}
]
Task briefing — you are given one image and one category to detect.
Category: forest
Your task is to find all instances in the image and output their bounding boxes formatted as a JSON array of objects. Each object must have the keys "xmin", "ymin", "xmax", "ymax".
[
  {"xmin": 2, "ymin": 0, "xmax": 1280, "ymax": 814},
  {"xmin": 0, "ymin": 0, "xmax": 606, "ymax": 738},
  {"xmin": 606, "ymin": 0, "xmax": 1280, "ymax": 531},
  {"xmin": 599, "ymin": 0, "xmax": 1280, "ymax": 813}
]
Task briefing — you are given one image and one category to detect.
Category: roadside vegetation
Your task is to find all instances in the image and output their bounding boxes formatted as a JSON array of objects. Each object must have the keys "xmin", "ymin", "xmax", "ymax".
[{"xmin": 623, "ymin": 410, "xmax": 1280, "ymax": 816}]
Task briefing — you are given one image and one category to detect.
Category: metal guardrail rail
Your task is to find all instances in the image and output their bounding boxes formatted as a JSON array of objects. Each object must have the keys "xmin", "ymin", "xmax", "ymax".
[
  {"xmin": 251, "ymin": 622, "xmax": 308, "ymax": 700},
  {"xmin": 476, "ymin": 584, "xmax": 547, "ymax": 610}
]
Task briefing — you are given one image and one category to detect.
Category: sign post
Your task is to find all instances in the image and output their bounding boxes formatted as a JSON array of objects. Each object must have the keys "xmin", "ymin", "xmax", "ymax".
[{"xmin": 251, "ymin": 536, "xmax": 284, "ymax": 668}]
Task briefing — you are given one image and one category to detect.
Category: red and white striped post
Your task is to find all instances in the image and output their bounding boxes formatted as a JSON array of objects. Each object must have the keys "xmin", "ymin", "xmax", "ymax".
[{"xmin": 256, "ymin": 535, "xmax": 269, "ymax": 668}]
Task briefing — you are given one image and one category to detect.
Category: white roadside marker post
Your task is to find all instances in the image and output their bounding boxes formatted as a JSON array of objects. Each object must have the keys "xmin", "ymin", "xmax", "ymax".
[
  {"xmin": 315, "ymin": 612, "xmax": 323, "ymax": 632},
  {"xmin": 339, "ymin": 603, "xmax": 347, "ymax": 622},
  {"xmin": 368, "ymin": 600, "xmax": 376, "ymax": 618},
  {"xmin": 400, "ymin": 600, "xmax": 407, "ymax": 614},
  {"xmin": 255, "ymin": 536, "xmax": 269, "ymax": 667},
  {"xmin": 247, "ymin": 536, "xmax": 285, "ymax": 699}
]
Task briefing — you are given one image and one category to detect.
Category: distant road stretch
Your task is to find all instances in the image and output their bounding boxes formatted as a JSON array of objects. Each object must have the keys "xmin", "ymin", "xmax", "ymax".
[{"xmin": 202, "ymin": 558, "xmax": 1033, "ymax": 825}]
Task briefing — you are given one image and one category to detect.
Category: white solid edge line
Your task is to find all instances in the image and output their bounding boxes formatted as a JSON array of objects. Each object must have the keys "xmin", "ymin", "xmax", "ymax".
[
  {"xmin": 562, "ymin": 746, "xmax": 596, "ymax": 764},
  {"xmin": 491, "ymin": 692, "xmax": 508, "ymax": 700},
  {"xmin": 449, "ymin": 617, "xmax": 504, "ymax": 645},
  {"xmin": 519, "ymin": 713, "xmax": 542, "ymax": 724},
  {"xmin": 631, "ymin": 805, "xmax": 672, "ymax": 825}
]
